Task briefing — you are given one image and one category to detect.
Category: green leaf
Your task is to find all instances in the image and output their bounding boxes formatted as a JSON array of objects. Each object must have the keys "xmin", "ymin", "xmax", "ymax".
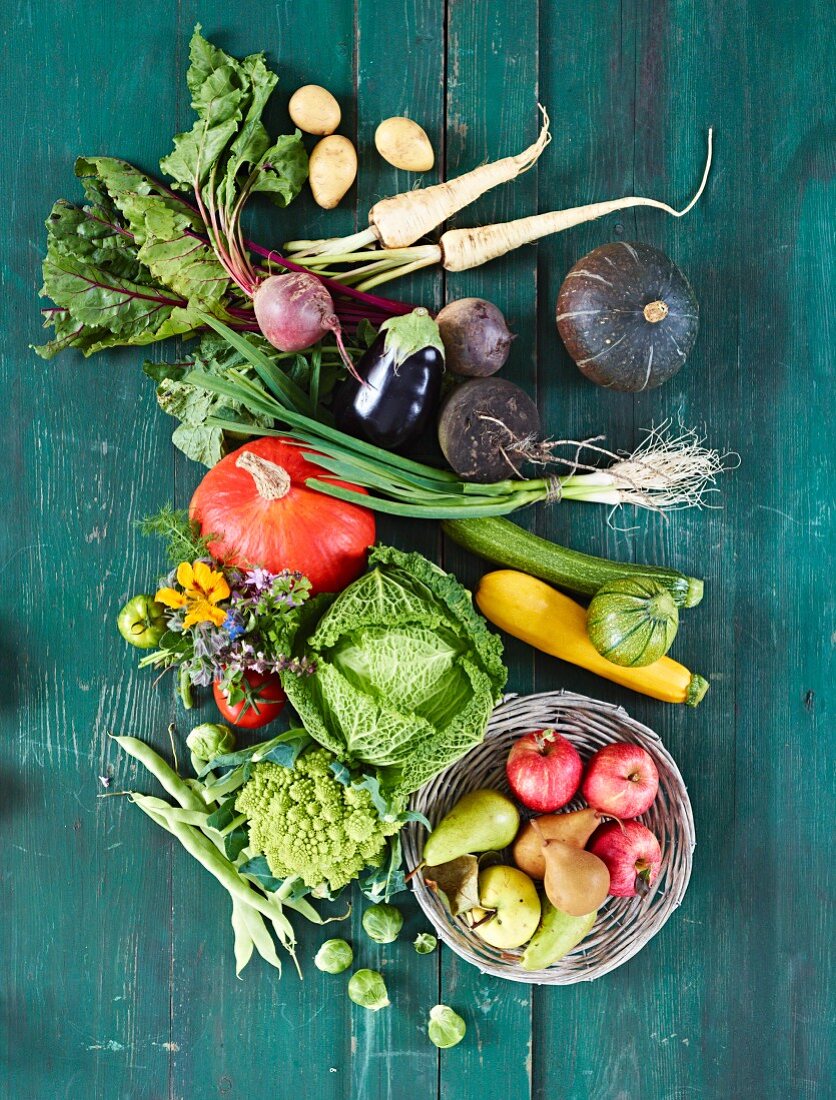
[
  {"xmin": 171, "ymin": 423, "xmax": 227, "ymax": 467},
  {"xmin": 248, "ymin": 132, "xmax": 308, "ymax": 206},
  {"xmin": 73, "ymin": 159, "xmax": 231, "ymax": 308},
  {"xmin": 259, "ymin": 730, "xmax": 312, "ymax": 768},
  {"xmin": 351, "ymin": 774, "xmax": 391, "ymax": 818},
  {"xmin": 396, "ymin": 808, "xmax": 433, "ymax": 830},
  {"xmin": 206, "ymin": 795, "xmax": 239, "ymax": 831},
  {"xmin": 159, "ymin": 25, "xmax": 306, "ymax": 211},
  {"xmin": 198, "ymin": 729, "xmax": 310, "ymax": 778},
  {"xmin": 238, "ymin": 854, "xmax": 285, "ymax": 893},
  {"xmin": 136, "ymin": 204, "xmax": 229, "ymax": 305},
  {"xmin": 360, "ymin": 834, "xmax": 407, "ymax": 903},
  {"xmin": 238, "ymin": 856, "xmax": 312, "ymax": 901},
  {"xmin": 355, "ymin": 318, "xmax": 378, "ymax": 349},
  {"xmin": 329, "ymin": 761, "xmax": 352, "ymax": 786},
  {"xmin": 224, "ymin": 824, "xmax": 250, "ymax": 861},
  {"xmin": 34, "ymin": 192, "xmax": 201, "ymax": 357}
]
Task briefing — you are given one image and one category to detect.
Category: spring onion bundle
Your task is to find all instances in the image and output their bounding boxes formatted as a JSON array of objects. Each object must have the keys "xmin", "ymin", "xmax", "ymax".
[{"xmin": 188, "ymin": 316, "xmax": 730, "ymax": 520}]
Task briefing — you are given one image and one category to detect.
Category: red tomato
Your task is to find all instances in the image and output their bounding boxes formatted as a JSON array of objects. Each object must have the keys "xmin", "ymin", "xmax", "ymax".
[{"xmin": 213, "ymin": 670, "xmax": 286, "ymax": 729}]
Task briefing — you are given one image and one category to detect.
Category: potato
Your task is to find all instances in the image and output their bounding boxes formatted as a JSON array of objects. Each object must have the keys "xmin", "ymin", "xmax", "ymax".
[
  {"xmin": 288, "ymin": 84, "xmax": 341, "ymax": 136},
  {"xmin": 374, "ymin": 117, "xmax": 435, "ymax": 172},
  {"xmin": 309, "ymin": 135, "xmax": 358, "ymax": 210}
]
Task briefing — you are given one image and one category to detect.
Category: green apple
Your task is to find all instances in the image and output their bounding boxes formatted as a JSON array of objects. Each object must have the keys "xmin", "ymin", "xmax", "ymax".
[{"xmin": 472, "ymin": 865, "xmax": 541, "ymax": 950}]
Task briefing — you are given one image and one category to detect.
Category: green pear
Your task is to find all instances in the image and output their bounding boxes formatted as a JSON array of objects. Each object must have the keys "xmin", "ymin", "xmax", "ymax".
[
  {"xmin": 521, "ymin": 900, "xmax": 597, "ymax": 971},
  {"xmin": 472, "ymin": 865, "xmax": 541, "ymax": 949},
  {"xmin": 423, "ymin": 789, "xmax": 520, "ymax": 866}
]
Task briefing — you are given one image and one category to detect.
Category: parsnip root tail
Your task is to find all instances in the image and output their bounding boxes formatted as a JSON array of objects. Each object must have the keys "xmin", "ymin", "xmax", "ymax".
[
  {"xmin": 440, "ymin": 128, "xmax": 714, "ymax": 272},
  {"xmin": 369, "ymin": 105, "xmax": 552, "ymax": 250}
]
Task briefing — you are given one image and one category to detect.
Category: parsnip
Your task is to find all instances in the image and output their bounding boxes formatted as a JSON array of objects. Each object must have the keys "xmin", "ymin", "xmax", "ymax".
[
  {"xmin": 289, "ymin": 106, "xmax": 551, "ymax": 254},
  {"xmin": 440, "ymin": 129, "xmax": 713, "ymax": 271}
]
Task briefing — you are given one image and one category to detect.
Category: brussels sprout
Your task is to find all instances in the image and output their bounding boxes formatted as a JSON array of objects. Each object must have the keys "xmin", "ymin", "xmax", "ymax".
[
  {"xmin": 347, "ymin": 969, "xmax": 390, "ymax": 1011},
  {"xmin": 413, "ymin": 932, "xmax": 438, "ymax": 955},
  {"xmin": 186, "ymin": 723, "xmax": 236, "ymax": 762},
  {"xmin": 314, "ymin": 938, "xmax": 354, "ymax": 974},
  {"xmin": 427, "ymin": 1004, "xmax": 466, "ymax": 1049},
  {"xmin": 361, "ymin": 903, "xmax": 403, "ymax": 944}
]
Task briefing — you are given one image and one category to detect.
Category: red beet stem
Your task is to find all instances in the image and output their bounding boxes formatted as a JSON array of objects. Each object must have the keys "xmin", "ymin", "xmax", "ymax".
[{"xmin": 245, "ymin": 240, "xmax": 415, "ymax": 317}]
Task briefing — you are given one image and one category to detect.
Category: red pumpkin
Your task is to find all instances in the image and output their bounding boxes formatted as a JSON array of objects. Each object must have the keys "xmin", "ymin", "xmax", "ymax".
[{"xmin": 190, "ymin": 438, "xmax": 376, "ymax": 594}]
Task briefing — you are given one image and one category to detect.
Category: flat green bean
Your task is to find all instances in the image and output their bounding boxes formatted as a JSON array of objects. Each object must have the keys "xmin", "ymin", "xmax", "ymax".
[
  {"xmin": 230, "ymin": 900, "xmax": 255, "ymax": 976},
  {"xmin": 111, "ymin": 735, "xmax": 204, "ymax": 812},
  {"xmin": 130, "ymin": 795, "xmax": 285, "ymax": 924}
]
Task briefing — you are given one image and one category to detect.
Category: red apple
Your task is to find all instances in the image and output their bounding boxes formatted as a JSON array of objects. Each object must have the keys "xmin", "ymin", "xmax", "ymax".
[
  {"xmin": 505, "ymin": 728, "xmax": 583, "ymax": 812},
  {"xmin": 588, "ymin": 820, "xmax": 662, "ymax": 897},
  {"xmin": 581, "ymin": 743, "xmax": 659, "ymax": 817}
]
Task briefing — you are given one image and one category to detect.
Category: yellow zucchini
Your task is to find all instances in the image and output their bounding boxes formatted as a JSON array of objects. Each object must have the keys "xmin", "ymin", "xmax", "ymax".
[{"xmin": 475, "ymin": 570, "xmax": 708, "ymax": 706}]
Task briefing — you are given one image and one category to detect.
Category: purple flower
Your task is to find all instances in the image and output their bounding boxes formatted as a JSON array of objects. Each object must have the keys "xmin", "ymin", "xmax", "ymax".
[{"xmin": 243, "ymin": 566, "xmax": 275, "ymax": 593}]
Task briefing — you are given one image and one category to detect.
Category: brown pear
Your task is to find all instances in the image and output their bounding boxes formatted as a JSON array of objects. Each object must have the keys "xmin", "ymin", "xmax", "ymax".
[
  {"xmin": 541, "ymin": 839, "xmax": 610, "ymax": 917},
  {"xmin": 512, "ymin": 809, "xmax": 603, "ymax": 879}
]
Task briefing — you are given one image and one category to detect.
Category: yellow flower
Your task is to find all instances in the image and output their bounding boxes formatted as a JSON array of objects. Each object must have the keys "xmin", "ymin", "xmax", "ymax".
[{"xmin": 155, "ymin": 560, "xmax": 231, "ymax": 629}]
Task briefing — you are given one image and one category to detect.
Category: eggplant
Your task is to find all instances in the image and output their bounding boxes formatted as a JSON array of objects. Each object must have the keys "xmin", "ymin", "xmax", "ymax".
[{"xmin": 334, "ymin": 308, "xmax": 445, "ymax": 451}]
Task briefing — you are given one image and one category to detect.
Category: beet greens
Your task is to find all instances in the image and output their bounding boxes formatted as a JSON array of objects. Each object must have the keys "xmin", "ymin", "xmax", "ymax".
[{"xmin": 34, "ymin": 26, "xmax": 411, "ymax": 361}]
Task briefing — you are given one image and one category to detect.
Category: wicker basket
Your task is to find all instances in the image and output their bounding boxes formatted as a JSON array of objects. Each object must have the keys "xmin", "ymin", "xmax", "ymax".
[{"xmin": 402, "ymin": 691, "xmax": 695, "ymax": 984}]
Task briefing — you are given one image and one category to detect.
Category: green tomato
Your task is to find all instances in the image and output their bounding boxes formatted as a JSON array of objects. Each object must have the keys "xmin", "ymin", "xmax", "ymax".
[
  {"xmin": 314, "ymin": 938, "xmax": 353, "ymax": 975},
  {"xmin": 362, "ymin": 903, "xmax": 403, "ymax": 944},
  {"xmin": 347, "ymin": 969, "xmax": 389, "ymax": 1011},
  {"xmin": 427, "ymin": 1004, "xmax": 466, "ymax": 1049},
  {"xmin": 413, "ymin": 932, "xmax": 438, "ymax": 955},
  {"xmin": 117, "ymin": 595, "xmax": 167, "ymax": 649}
]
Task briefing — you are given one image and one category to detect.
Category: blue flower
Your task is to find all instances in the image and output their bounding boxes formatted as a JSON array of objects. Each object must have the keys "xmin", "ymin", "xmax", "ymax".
[{"xmin": 223, "ymin": 611, "xmax": 246, "ymax": 641}]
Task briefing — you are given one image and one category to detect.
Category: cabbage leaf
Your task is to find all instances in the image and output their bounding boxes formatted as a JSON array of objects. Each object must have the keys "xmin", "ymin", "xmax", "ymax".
[{"xmin": 282, "ymin": 546, "xmax": 506, "ymax": 794}]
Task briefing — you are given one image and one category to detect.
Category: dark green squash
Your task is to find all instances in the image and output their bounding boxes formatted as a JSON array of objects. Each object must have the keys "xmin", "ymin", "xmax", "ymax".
[
  {"xmin": 586, "ymin": 577, "xmax": 679, "ymax": 667},
  {"xmin": 556, "ymin": 241, "xmax": 699, "ymax": 391}
]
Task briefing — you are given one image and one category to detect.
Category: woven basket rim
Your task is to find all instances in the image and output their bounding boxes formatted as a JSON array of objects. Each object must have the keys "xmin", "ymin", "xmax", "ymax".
[{"xmin": 403, "ymin": 690, "xmax": 695, "ymax": 985}]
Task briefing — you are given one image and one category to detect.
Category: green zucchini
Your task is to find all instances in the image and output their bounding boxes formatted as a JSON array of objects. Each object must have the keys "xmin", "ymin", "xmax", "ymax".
[
  {"xmin": 587, "ymin": 578, "xmax": 679, "ymax": 666},
  {"xmin": 441, "ymin": 516, "xmax": 703, "ymax": 608}
]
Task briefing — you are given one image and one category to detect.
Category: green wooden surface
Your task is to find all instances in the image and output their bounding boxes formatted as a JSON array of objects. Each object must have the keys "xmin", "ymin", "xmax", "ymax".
[{"xmin": 2, "ymin": 2, "xmax": 833, "ymax": 1097}]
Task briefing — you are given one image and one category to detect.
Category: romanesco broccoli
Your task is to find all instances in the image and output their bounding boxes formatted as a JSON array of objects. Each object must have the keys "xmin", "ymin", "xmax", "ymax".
[{"xmin": 236, "ymin": 748, "xmax": 402, "ymax": 893}]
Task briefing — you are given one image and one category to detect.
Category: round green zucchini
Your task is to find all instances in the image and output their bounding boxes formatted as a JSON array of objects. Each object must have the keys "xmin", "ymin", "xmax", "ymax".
[{"xmin": 586, "ymin": 577, "xmax": 679, "ymax": 667}]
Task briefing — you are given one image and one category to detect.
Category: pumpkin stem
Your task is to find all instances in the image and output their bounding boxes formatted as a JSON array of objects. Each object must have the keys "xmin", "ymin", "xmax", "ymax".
[
  {"xmin": 643, "ymin": 300, "xmax": 669, "ymax": 323},
  {"xmin": 642, "ymin": 299, "xmax": 668, "ymax": 323},
  {"xmin": 236, "ymin": 451, "xmax": 292, "ymax": 500}
]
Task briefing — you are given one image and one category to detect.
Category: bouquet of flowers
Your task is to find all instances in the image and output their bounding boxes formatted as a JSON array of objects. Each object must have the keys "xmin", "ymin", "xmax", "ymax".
[{"xmin": 118, "ymin": 509, "xmax": 314, "ymax": 723}]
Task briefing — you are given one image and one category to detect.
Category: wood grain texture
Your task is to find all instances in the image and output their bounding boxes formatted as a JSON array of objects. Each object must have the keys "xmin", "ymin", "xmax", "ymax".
[
  {"xmin": 440, "ymin": 2, "xmax": 540, "ymax": 1096},
  {"xmin": 1, "ymin": 1, "xmax": 833, "ymax": 1098}
]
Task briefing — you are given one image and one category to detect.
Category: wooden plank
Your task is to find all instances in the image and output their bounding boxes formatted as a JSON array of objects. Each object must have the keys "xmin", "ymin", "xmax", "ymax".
[
  {"xmin": 533, "ymin": 2, "xmax": 835, "ymax": 1098},
  {"xmin": 350, "ymin": 2, "xmax": 446, "ymax": 1097},
  {"xmin": 0, "ymin": 4, "xmax": 180, "ymax": 1097},
  {"xmin": 439, "ymin": 2, "xmax": 540, "ymax": 1096},
  {"xmin": 161, "ymin": 8, "xmax": 361, "ymax": 1100}
]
